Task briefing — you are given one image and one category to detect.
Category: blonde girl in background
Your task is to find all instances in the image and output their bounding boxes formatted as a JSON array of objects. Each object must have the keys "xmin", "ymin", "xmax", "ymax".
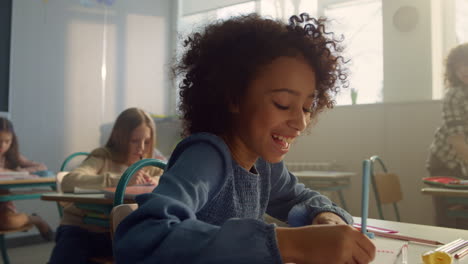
[{"xmin": 48, "ymin": 107, "xmax": 163, "ymax": 264}]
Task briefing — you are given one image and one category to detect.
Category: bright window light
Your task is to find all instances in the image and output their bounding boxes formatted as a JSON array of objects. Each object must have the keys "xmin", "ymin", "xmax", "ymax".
[{"xmin": 323, "ymin": 0, "xmax": 383, "ymax": 105}]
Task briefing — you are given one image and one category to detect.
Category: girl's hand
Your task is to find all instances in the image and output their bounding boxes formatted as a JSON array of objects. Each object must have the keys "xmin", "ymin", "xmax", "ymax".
[
  {"xmin": 312, "ymin": 212, "xmax": 347, "ymax": 225},
  {"xmin": 276, "ymin": 224, "xmax": 376, "ymax": 264},
  {"xmin": 128, "ymin": 170, "xmax": 153, "ymax": 185},
  {"xmin": 148, "ymin": 176, "xmax": 159, "ymax": 185}
]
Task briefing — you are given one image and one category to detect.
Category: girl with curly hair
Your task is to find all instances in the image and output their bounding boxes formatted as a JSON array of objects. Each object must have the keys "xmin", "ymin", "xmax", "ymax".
[
  {"xmin": 426, "ymin": 42, "xmax": 468, "ymax": 228},
  {"xmin": 115, "ymin": 13, "xmax": 375, "ymax": 263}
]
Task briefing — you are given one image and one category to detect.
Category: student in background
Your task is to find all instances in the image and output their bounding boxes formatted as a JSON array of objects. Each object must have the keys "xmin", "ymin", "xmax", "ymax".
[
  {"xmin": 48, "ymin": 107, "xmax": 164, "ymax": 264},
  {"xmin": 114, "ymin": 14, "xmax": 376, "ymax": 264},
  {"xmin": 0, "ymin": 117, "xmax": 52, "ymax": 240},
  {"xmin": 426, "ymin": 42, "xmax": 468, "ymax": 228}
]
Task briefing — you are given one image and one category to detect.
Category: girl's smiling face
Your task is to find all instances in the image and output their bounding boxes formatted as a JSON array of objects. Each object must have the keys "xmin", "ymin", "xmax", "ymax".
[{"xmin": 226, "ymin": 56, "xmax": 316, "ymax": 170}]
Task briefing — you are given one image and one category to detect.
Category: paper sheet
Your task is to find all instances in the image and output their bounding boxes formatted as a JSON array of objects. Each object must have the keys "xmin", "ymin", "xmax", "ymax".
[{"xmin": 371, "ymin": 237, "xmax": 407, "ymax": 264}]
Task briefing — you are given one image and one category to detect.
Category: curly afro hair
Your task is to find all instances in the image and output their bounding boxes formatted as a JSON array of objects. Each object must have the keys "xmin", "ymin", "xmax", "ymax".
[
  {"xmin": 174, "ymin": 13, "xmax": 349, "ymax": 137},
  {"xmin": 445, "ymin": 42, "xmax": 468, "ymax": 88}
]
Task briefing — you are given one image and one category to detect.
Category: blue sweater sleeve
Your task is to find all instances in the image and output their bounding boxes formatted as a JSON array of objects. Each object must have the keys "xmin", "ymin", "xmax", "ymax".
[
  {"xmin": 266, "ymin": 162, "xmax": 353, "ymax": 226},
  {"xmin": 113, "ymin": 134, "xmax": 282, "ymax": 264}
]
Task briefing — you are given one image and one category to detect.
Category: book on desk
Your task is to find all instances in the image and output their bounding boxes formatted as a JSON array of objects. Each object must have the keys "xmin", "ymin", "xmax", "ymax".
[{"xmin": 0, "ymin": 171, "xmax": 39, "ymax": 181}]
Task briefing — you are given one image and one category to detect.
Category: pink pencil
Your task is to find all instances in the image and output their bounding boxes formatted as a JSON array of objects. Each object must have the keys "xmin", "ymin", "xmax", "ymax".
[{"xmin": 372, "ymin": 231, "xmax": 443, "ymax": 246}]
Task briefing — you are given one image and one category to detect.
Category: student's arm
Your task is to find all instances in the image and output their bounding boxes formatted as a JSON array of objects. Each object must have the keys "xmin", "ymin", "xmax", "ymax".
[
  {"xmin": 114, "ymin": 137, "xmax": 282, "ymax": 264},
  {"xmin": 17, "ymin": 155, "xmax": 47, "ymax": 173},
  {"xmin": 266, "ymin": 162, "xmax": 353, "ymax": 226},
  {"xmin": 61, "ymin": 156, "xmax": 121, "ymax": 192}
]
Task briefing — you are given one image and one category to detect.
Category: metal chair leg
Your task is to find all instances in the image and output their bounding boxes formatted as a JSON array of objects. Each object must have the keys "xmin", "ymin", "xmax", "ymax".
[{"xmin": 0, "ymin": 234, "xmax": 10, "ymax": 264}]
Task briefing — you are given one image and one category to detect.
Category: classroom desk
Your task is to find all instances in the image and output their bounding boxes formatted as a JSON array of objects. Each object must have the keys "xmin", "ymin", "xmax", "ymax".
[
  {"xmin": 41, "ymin": 192, "xmax": 136, "ymax": 227},
  {"xmin": 41, "ymin": 193, "xmax": 135, "ymax": 205},
  {"xmin": 293, "ymin": 171, "xmax": 355, "ymax": 210},
  {"xmin": 421, "ymin": 187, "xmax": 468, "ymax": 220},
  {"xmin": 354, "ymin": 217, "xmax": 468, "ymax": 263},
  {"xmin": 0, "ymin": 177, "xmax": 56, "ymax": 202}
]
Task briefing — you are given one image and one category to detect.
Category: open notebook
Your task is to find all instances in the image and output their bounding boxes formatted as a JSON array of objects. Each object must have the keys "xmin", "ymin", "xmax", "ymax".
[{"xmin": 371, "ymin": 237, "xmax": 407, "ymax": 264}]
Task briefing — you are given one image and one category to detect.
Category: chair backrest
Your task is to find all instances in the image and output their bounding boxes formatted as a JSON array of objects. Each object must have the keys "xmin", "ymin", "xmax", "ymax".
[
  {"xmin": 369, "ymin": 155, "xmax": 403, "ymax": 221},
  {"xmin": 55, "ymin": 152, "xmax": 90, "ymax": 217},
  {"xmin": 110, "ymin": 203, "xmax": 138, "ymax": 239},
  {"xmin": 60, "ymin": 152, "xmax": 90, "ymax": 172}
]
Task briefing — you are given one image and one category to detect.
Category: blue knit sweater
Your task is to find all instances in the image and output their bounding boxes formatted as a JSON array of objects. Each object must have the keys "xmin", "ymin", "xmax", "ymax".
[{"xmin": 114, "ymin": 133, "xmax": 353, "ymax": 264}]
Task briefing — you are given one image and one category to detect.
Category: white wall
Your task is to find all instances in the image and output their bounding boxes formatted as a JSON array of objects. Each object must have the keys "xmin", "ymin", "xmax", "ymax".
[
  {"xmin": 285, "ymin": 100, "xmax": 442, "ymax": 225},
  {"xmin": 9, "ymin": 0, "xmax": 175, "ymax": 236},
  {"xmin": 382, "ymin": 0, "xmax": 433, "ymax": 102}
]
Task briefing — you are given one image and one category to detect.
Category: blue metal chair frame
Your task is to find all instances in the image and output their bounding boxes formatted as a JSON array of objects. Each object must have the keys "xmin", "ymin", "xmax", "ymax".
[
  {"xmin": 369, "ymin": 155, "xmax": 401, "ymax": 221},
  {"xmin": 57, "ymin": 152, "xmax": 90, "ymax": 218},
  {"xmin": 60, "ymin": 152, "xmax": 90, "ymax": 172},
  {"xmin": 113, "ymin": 158, "xmax": 166, "ymax": 207}
]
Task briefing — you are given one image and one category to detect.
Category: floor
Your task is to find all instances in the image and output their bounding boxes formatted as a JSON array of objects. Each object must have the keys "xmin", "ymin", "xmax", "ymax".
[{"xmin": 6, "ymin": 242, "xmax": 54, "ymax": 264}]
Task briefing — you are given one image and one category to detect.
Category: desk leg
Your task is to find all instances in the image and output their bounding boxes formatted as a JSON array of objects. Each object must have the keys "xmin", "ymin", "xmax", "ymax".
[
  {"xmin": 337, "ymin": 190, "xmax": 348, "ymax": 211},
  {"xmin": 0, "ymin": 234, "xmax": 10, "ymax": 264}
]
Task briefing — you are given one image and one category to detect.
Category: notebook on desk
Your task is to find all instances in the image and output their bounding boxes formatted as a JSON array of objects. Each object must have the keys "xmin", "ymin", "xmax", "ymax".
[
  {"xmin": 371, "ymin": 238, "xmax": 407, "ymax": 264},
  {"xmin": 0, "ymin": 171, "xmax": 39, "ymax": 180},
  {"xmin": 102, "ymin": 184, "xmax": 157, "ymax": 199}
]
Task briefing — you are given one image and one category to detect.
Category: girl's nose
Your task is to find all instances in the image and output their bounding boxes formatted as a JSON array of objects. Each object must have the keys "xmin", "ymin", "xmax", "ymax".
[
  {"xmin": 138, "ymin": 141, "xmax": 145, "ymax": 151},
  {"xmin": 288, "ymin": 108, "xmax": 308, "ymax": 132}
]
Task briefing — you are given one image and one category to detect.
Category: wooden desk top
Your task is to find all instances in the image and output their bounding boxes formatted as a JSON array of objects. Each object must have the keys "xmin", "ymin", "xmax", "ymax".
[
  {"xmin": 41, "ymin": 193, "xmax": 113, "ymax": 204},
  {"xmin": 421, "ymin": 187, "xmax": 468, "ymax": 197},
  {"xmin": 292, "ymin": 171, "xmax": 355, "ymax": 180},
  {"xmin": 41, "ymin": 192, "xmax": 134, "ymax": 205}
]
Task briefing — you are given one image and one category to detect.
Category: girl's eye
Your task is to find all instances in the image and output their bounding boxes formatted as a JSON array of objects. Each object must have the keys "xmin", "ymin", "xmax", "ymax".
[
  {"xmin": 274, "ymin": 102, "xmax": 289, "ymax": 110},
  {"xmin": 303, "ymin": 107, "xmax": 313, "ymax": 113}
]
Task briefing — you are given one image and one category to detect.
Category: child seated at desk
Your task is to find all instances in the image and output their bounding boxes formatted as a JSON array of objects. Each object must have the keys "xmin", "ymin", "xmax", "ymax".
[
  {"xmin": 114, "ymin": 13, "xmax": 376, "ymax": 264},
  {"xmin": 48, "ymin": 107, "xmax": 164, "ymax": 264},
  {"xmin": 0, "ymin": 117, "xmax": 52, "ymax": 240}
]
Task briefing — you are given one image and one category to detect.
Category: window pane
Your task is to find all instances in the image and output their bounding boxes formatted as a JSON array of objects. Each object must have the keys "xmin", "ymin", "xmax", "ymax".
[
  {"xmin": 178, "ymin": 1, "xmax": 256, "ymax": 36},
  {"xmin": 260, "ymin": 0, "xmax": 318, "ymax": 21},
  {"xmin": 456, "ymin": 0, "xmax": 468, "ymax": 43},
  {"xmin": 324, "ymin": 0, "xmax": 383, "ymax": 105},
  {"xmin": 176, "ymin": 2, "xmax": 256, "ymax": 109}
]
